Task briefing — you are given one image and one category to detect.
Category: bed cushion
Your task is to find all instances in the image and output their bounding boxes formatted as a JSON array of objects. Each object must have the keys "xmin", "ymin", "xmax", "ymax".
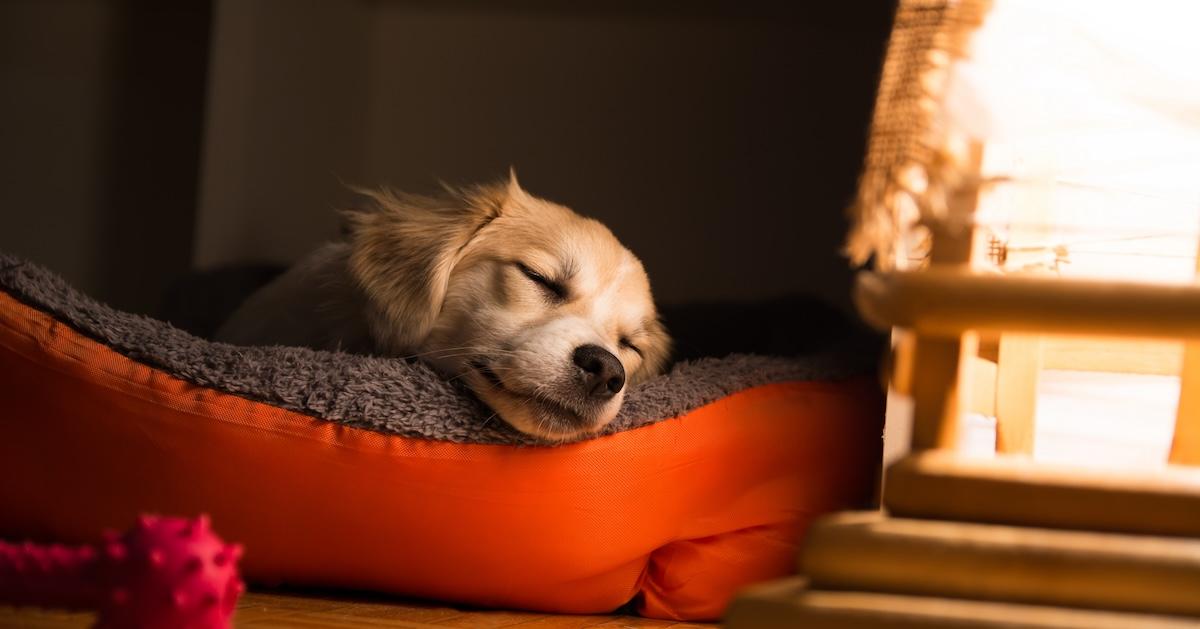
[{"xmin": 0, "ymin": 254, "xmax": 883, "ymax": 621}]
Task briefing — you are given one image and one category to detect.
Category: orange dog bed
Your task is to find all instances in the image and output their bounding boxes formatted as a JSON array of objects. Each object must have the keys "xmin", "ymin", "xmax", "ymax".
[{"xmin": 0, "ymin": 254, "xmax": 882, "ymax": 621}]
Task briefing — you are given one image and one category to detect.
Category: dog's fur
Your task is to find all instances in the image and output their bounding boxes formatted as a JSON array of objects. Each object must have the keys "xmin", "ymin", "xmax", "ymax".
[{"xmin": 216, "ymin": 174, "xmax": 670, "ymax": 440}]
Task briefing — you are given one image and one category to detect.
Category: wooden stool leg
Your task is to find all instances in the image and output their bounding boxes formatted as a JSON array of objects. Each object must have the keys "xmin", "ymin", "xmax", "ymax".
[
  {"xmin": 910, "ymin": 333, "xmax": 977, "ymax": 451},
  {"xmin": 1169, "ymin": 242, "xmax": 1200, "ymax": 464},
  {"xmin": 995, "ymin": 333, "xmax": 1041, "ymax": 455},
  {"xmin": 1170, "ymin": 341, "xmax": 1200, "ymax": 464}
]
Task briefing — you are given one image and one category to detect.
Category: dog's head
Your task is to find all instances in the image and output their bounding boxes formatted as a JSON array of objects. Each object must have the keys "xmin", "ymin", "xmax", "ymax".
[{"xmin": 345, "ymin": 173, "xmax": 670, "ymax": 441}]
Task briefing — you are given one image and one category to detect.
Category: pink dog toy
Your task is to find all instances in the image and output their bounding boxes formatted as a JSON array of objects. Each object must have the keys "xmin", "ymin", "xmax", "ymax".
[{"xmin": 0, "ymin": 514, "xmax": 244, "ymax": 628}]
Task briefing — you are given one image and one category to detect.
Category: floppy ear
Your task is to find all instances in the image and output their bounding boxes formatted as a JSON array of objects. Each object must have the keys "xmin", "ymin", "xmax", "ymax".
[
  {"xmin": 632, "ymin": 317, "xmax": 672, "ymax": 383},
  {"xmin": 343, "ymin": 186, "xmax": 504, "ymax": 353}
]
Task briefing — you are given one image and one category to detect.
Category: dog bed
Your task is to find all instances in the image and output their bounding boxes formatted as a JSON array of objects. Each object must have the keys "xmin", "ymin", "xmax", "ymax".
[{"xmin": 0, "ymin": 252, "xmax": 883, "ymax": 621}]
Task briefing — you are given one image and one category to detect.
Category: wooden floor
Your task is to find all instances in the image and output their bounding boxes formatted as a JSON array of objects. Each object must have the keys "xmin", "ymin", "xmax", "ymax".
[{"xmin": 0, "ymin": 590, "xmax": 714, "ymax": 628}]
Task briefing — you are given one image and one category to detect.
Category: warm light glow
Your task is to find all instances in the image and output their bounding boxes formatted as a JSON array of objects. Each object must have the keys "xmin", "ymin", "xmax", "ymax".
[
  {"xmin": 948, "ymin": 0, "xmax": 1200, "ymax": 283},
  {"xmin": 953, "ymin": 342, "xmax": 1185, "ymax": 468},
  {"xmin": 937, "ymin": 1, "xmax": 1200, "ymax": 466}
]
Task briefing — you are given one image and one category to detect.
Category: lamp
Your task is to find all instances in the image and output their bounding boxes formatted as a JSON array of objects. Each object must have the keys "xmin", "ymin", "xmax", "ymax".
[
  {"xmin": 849, "ymin": 0, "xmax": 1200, "ymax": 468},
  {"xmin": 728, "ymin": 1, "xmax": 1200, "ymax": 625}
]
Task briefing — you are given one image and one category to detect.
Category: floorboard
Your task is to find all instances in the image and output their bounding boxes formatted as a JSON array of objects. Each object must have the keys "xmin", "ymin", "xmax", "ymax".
[{"xmin": 0, "ymin": 590, "xmax": 714, "ymax": 628}]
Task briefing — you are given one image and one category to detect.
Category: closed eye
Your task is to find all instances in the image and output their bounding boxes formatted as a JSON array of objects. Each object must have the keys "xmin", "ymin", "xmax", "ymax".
[
  {"xmin": 619, "ymin": 337, "xmax": 643, "ymax": 357},
  {"xmin": 517, "ymin": 262, "xmax": 567, "ymax": 300}
]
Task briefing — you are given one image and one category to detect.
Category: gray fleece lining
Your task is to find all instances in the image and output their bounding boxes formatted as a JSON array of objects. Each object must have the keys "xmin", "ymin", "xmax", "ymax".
[{"xmin": 0, "ymin": 253, "xmax": 876, "ymax": 446}]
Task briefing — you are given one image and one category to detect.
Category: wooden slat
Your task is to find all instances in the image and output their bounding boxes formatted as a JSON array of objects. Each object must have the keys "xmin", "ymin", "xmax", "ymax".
[
  {"xmin": 994, "ymin": 333, "xmax": 1041, "ymax": 454},
  {"xmin": 725, "ymin": 577, "xmax": 1200, "ymax": 629},
  {"xmin": 855, "ymin": 269, "xmax": 1200, "ymax": 340},
  {"xmin": 1042, "ymin": 337, "xmax": 1182, "ymax": 376},
  {"xmin": 1172, "ymin": 340, "xmax": 1200, "ymax": 465},
  {"xmin": 889, "ymin": 330, "xmax": 916, "ymax": 396},
  {"xmin": 909, "ymin": 335, "xmax": 977, "ymax": 450},
  {"xmin": 1169, "ymin": 241, "xmax": 1200, "ymax": 464},
  {"xmin": 967, "ymin": 331, "xmax": 1178, "ymax": 375},
  {"xmin": 884, "ymin": 451, "xmax": 1200, "ymax": 537},
  {"xmin": 966, "ymin": 354, "xmax": 997, "ymax": 418},
  {"xmin": 801, "ymin": 511, "xmax": 1200, "ymax": 616}
]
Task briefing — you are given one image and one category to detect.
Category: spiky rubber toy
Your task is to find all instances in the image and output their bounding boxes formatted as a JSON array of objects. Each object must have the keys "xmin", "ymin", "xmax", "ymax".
[{"xmin": 0, "ymin": 514, "xmax": 244, "ymax": 628}]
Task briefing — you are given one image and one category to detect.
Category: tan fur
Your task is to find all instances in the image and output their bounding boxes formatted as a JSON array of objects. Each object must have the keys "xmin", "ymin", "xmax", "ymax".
[{"xmin": 217, "ymin": 173, "xmax": 670, "ymax": 441}]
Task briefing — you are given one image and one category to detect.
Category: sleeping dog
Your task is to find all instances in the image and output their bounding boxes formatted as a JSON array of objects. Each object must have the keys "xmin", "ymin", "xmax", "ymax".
[{"xmin": 217, "ymin": 173, "xmax": 670, "ymax": 441}]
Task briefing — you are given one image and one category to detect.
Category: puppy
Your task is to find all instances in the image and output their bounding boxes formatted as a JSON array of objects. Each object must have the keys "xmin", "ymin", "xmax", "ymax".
[{"xmin": 216, "ymin": 174, "xmax": 670, "ymax": 441}]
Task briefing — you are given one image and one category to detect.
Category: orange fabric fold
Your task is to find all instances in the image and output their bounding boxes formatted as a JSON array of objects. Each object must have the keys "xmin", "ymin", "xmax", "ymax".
[{"xmin": 0, "ymin": 291, "xmax": 882, "ymax": 620}]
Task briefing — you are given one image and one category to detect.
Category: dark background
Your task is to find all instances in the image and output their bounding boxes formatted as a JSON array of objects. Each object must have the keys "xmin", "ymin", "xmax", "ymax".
[{"xmin": 0, "ymin": 0, "xmax": 894, "ymax": 320}]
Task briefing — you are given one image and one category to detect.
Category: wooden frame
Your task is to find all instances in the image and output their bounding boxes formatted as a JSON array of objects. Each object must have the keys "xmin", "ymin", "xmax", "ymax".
[
  {"xmin": 885, "ymin": 451, "xmax": 1200, "ymax": 536},
  {"xmin": 856, "ymin": 269, "xmax": 1200, "ymax": 341}
]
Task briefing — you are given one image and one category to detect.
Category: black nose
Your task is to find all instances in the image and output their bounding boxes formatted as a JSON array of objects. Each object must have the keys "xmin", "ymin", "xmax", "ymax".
[{"xmin": 572, "ymin": 344, "xmax": 626, "ymax": 400}]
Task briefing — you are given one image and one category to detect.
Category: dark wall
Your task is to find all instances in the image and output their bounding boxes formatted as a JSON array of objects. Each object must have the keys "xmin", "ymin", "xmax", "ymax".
[
  {"xmin": 0, "ymin": 0, "xmax": 211, "ymax": 315},
  {"xmin": 2, "ymin": 1, "xmax": 893, "ymax": 316},
  {"xmin": 360, "ymin": 3, "xmax": 895, "ymax": 310}
]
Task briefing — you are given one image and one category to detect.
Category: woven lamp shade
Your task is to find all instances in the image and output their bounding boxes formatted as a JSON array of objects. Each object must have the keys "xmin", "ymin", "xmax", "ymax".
[{"xmin": 847, "ymin": 0, "xmax": 1200, "ymax": 281}]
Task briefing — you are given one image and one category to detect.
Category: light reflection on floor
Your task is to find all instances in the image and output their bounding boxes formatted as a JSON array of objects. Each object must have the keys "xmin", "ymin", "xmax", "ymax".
[{"xmin": 959, "ymin": 370, "xmax": 1180, "ymax": 469}]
